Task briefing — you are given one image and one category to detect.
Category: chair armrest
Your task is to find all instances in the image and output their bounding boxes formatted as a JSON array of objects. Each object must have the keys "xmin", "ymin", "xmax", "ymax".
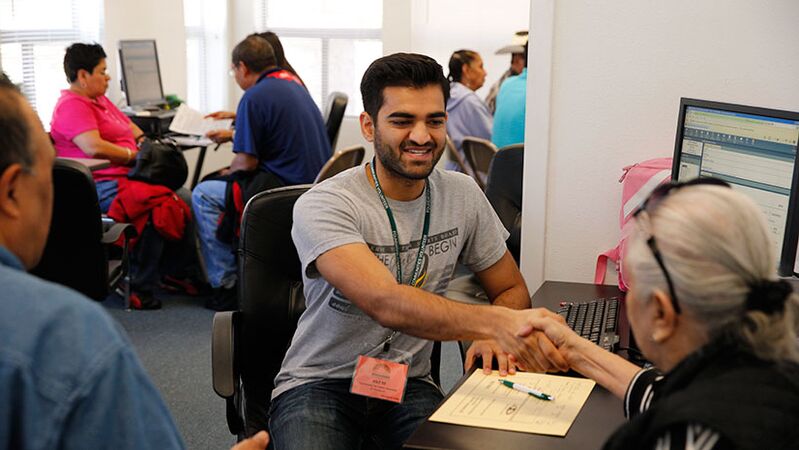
[
  {"xmin": 100, "ymin": 221, "xmax": 137, "ymax": 244},
  {"xmin": 212, "ymin": 311, "xmax": 239, "ymax": 398}
]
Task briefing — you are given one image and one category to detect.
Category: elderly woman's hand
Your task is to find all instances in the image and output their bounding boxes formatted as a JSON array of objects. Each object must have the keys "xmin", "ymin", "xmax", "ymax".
[
  {"xmin": 517, "ymin": 312, "xmax": 586, "ymax": 369},
  {"xmin": 487, "ymin": 308, "xmax": 570, "ymax": 373}
]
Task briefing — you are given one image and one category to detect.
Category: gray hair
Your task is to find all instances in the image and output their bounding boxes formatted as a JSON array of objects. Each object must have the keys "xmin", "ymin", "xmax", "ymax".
[
  {"xmin": 626, "ymin": 185, "xmax": 799, "ymax": 362},
  {"xmin": 0, "ymin": 72, "xmax": 34, "ymax": 175}
]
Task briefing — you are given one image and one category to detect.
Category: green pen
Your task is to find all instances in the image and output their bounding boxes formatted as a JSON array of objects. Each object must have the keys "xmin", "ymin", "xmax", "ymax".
[{"xmin": 498, "ymin": 379, "xmax": 555, "ymax": 401}]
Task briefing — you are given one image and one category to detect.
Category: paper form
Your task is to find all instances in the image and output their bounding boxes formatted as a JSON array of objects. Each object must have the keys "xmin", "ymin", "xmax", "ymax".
[
  {"xmin": 168, "ymin": 104, "xmax": 233, "ymax": 137},
  {"xmin": 429, "ymin": 370, "xmax": 596, "ymax": 436}
]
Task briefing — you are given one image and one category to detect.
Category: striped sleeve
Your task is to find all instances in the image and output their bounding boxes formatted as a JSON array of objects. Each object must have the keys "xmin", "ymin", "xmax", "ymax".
[{"xmin": 624, "ymin": 367, "xmax": 663, "ymax": 418}]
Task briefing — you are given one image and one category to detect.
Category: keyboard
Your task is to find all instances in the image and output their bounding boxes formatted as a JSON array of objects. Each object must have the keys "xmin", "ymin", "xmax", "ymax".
[{"xmin": 557, "ymin": 297, "xmax": 621, "ymax": 351}]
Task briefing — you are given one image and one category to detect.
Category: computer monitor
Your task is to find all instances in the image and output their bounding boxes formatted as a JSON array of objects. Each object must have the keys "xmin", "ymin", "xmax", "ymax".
[
  {"xmin": 118, "ymin": 40, "xmax": 165, "ymax": 108},
  {"xmin": 673, "ymin": 98, "xmax": 799, "ymax": 276}
]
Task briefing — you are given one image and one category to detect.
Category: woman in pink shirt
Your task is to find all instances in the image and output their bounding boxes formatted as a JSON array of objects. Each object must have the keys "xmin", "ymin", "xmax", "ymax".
[
  {"xmin": 50, "ymin": 43, "xmax": 145, "ymax": 213},
  {"xmin": 49, "ymin": 43, "xmax": 203, "ymax": 310}
]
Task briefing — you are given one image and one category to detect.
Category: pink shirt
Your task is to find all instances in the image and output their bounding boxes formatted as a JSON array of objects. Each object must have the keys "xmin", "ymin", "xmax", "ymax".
[{"xmin": 50, "ymin": 90, "xmax": 135, "ymax": 180}]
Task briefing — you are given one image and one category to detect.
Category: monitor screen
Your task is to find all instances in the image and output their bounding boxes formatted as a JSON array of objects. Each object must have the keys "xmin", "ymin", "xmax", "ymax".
[
  {"xmin": 673, "ymin": 98, "xmax": 799, "ymax": 276},
  {"xmin": 118, "ymin": 40, "xmax": 164, "ymax": 107}
]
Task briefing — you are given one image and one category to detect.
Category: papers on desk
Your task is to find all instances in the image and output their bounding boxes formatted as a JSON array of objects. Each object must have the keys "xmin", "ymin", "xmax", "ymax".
[
  {"xmin": 429, "ymin": 370, "xmax": 595, "ymax": 436},
  {"xmin": 168, "ymin": 135, "xmax": 214, "ymax": 147},
  {"xmin": 168, "ymin": 104, "xmax": 233, "ymax": 137}
]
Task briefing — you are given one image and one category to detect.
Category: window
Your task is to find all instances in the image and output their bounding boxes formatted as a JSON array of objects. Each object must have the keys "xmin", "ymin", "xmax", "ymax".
[
  {"xmin": 0, "ymin": 0, "xmax": 103, "ymax": 127},
  {"xmin": 255, "ymin": 0, "xmax": 382, "ymax": 116},
  {"xmin": 183, "ymin": 0, "xmax": 227, "ymax": 112}
]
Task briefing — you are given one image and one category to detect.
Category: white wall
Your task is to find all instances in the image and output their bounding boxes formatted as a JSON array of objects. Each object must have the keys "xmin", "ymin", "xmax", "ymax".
[
  {"xmin": 521, "ymin": 0, "xmax": 799, "ymax": 290},
  {"xmin": 104, "ymin": 1, "xmax": 188, "ymax": 104}
]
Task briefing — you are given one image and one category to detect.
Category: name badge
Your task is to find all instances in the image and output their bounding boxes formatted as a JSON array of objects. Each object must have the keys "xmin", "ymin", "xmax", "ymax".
[{"xmin": 350, "ymin": 355, "xmax": 409, "ymax": 403}]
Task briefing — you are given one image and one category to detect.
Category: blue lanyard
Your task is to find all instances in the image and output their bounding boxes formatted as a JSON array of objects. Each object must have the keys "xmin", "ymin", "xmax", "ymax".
[{"xmin": 369, "ymin": 158, "xmax": 431, "ymax": 287}]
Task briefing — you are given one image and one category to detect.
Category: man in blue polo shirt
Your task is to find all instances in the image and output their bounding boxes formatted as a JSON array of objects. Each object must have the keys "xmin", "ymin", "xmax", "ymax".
[{"xmin": 193, "ymin": 35, "xmax": 330, "ymax": 310}]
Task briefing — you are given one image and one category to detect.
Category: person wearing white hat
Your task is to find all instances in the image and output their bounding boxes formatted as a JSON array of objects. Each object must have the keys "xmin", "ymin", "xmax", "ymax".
[{"xmin": 484, "ymin": 31, "xmax": 528, "ymax": 114}]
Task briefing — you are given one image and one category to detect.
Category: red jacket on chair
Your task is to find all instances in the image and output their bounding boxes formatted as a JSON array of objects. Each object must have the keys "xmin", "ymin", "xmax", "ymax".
[{"xmin": 108, "ymin": 179, "xmax": 191, "ymax": 248}]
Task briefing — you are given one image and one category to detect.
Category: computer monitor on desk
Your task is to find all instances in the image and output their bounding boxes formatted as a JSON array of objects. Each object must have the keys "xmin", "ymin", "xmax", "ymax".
[
  {"xmin": 118, "ymin": 39, "xmax": 165, "ymax": 110},
  {"xmin": 672, "ymin": 98, "xmax": 799, "ymax": 276}
]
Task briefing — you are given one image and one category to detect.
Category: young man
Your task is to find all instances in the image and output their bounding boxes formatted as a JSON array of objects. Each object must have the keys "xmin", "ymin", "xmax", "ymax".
[
  {"xmin": 269, "ymin": 53, "xmax": 566, "ymax": 449},
  {"xmin": 0, "ymin": 72, "xmax": 268, "ymax": 450},
  {"xmin": 192, "ymin": 35, "xmax": 331, "ymax": 310}
]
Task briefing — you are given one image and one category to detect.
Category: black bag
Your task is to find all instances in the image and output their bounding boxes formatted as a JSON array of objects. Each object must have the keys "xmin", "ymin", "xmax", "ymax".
[{"xmin": 128, "ymin": 138, "xmax": 188, "ymax": 191}]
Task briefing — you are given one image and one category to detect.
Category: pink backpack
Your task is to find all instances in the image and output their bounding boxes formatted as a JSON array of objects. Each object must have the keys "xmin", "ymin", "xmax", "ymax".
[{"xmin": 595, "ymin": 157, "xmax": 672, "ymax": 291}]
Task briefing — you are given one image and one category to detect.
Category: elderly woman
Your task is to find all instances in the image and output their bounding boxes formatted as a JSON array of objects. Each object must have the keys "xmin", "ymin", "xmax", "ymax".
[
  {"xmin": 444, "ymin": 49, "xmax": 492, "ymax": 172},
  {"xmin": 50, "ymin": 42, "xmax": 145, "ymax": 213},
  {"xmin": 527, "ymin": 179, "xmax": 799, "ymax": 449}
]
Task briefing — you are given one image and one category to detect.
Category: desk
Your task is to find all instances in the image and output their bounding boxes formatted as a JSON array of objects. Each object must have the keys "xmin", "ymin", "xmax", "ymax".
[
  {"xmin": 59, "ymin": 157, "xmax": 111, "ymax": 172},
  {"xmin": 405, "ymin": 281, "xmax": 629, "ymax": 450},
  {"xmin": 172, "ymin": 140, "xmax": 216, "ymax": 189}
]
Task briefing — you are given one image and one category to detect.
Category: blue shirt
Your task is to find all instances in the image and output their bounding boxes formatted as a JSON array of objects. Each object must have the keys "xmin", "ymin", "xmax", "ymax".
[
  {"xmin": 491, "ymin": 68, "xmax": 527, "ymax": 148},
  {"xmin": 0, "ymin": 246, "xmax": 184, "ymax": 449},
  {"xmin": 234, "ymin": 68, "xmax": 332, "ymax": 184},
  {"xmin": 445, "ymin": 81, "xmax": 493, "ymax": 172}
]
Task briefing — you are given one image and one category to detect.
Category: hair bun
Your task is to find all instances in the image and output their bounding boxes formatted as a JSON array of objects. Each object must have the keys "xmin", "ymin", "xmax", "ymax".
[{"xmin": 745, "ymin": 279, "xmax": 792, "ymax": 314}]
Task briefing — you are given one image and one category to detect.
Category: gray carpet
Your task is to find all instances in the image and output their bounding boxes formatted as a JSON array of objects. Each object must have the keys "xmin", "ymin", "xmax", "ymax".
[{"xmin": 103, "ymin": 294, "xmax": 465, "ymax": 450}]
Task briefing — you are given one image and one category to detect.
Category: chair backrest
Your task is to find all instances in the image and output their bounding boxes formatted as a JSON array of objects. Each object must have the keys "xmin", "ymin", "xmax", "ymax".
[
  {"xmin": 237, "ymin": 184, "xmax": 311, "ymax": 429},
  {"xmin": 445, "ymin": 135, "xmax": 474, "ymax": 176},
  {"xmin": 462, "ymin": 137, "xmax": 499, "ymax": 190},
  {"xmin": 31, "ymin": 158, "xmax": 108, "ymax": 300},
  {"xmin": 314, "ymin": 145, "xmax": 365, "ymax": 183},
  {"xmin": 324, "ymin": 92, "xmax": 348, "ymax": 150},
  {"xmin": 484, "ymin": 145, "xmax": 524, "ymax": 263}
]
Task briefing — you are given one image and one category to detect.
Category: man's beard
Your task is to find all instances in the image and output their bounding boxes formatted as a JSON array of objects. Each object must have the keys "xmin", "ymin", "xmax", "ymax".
[{"xmin": 373, "ymin": 130, "xmax": 442, "ymax": 181}]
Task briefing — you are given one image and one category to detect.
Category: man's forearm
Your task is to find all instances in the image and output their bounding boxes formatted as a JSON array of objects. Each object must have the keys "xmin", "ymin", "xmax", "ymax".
[
  {"xmin": 369, "ymin": 283, "xmax": 514, "ymax": 342},
  {"xmin": 489, "ymin": 284, "xmax": 530, "ymax": 309}
]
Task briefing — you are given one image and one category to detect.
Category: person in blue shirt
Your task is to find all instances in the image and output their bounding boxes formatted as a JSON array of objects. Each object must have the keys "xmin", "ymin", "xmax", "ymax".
[
  {"xmin": 444, "ymin": 49, "xmax": 493, "ymax": 172},
  {"xmin": 192, "ymin": 34, "xmax": 331, "ymax": 310},
  {"xmin": 0, "ymin": 72, "xmax": 269, "ymax": 450},
  {"xmin": 492, "ymin": 42, "xmax": 528, "ymax": 148}
]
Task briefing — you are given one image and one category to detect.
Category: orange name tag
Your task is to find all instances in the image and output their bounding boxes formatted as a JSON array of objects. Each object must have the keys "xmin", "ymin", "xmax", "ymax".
[{"xmin": 350, "ymin": 355, "xmax": 409, "ymax": 403}]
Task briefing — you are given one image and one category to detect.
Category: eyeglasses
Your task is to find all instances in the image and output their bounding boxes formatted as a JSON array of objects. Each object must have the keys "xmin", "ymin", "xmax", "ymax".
[
  {"xmin": 632, "ymin": 177, "xmax": 731, "ymax": 314},
  {"xmin": 228, "ymin": 64, "xmax": 238, "ymax": 78}
]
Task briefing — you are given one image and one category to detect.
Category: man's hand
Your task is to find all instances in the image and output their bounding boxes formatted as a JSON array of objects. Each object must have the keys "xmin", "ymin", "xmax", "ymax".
[
  {"xmin": 230, "ymin": 431, "xmax": 269, "ymax": 450},
  {"xmin": 519, "ymin": 314, "xmax": 585, "ymax": 369},
  {"xmin": 205, "ymin": 110, "xmax": 236, "ymax": 120},
  {"xmin": 206, "ymin": 129, "xmax": 233, "ymax": 144},
  {"xmin": 465, "ymin": 340, "xmax": 518, "ymax": 376},
  {"xmin": 489, "ymin": 308, "xmax": 570, "ymax": 373}
]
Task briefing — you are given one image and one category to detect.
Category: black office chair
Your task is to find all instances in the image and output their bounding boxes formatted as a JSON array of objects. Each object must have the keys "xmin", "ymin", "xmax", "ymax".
[
  {"xmin": 31, "ymin": 158, "xmax": 135, "ymax": 303},
  {"xmin": 462, "ymin": 137, "xmax": 499, "ymax": 190},
  {"xmin": 324, "ymin": 92, "xmax": 348, "ymax": 150},
  {"xmin": 484, "ymin": 144, "xmax": 524, "ymax": 263},
  {"xmin": 212, "ymin": 185, "xmax": 311, "ymax": 439},
  {"xmin": 211, "ymin": 185, "xmax": 447, "ymax": 440},
  {"xmin": 314, "ymin": 145, "xmax": 365, "ymax": 183}
]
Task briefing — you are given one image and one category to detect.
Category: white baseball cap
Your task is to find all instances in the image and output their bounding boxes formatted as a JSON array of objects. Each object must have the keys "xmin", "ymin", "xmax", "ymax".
[{"xmin": 495, "ymin": 31, "xmax": 529, "ymax": 55}]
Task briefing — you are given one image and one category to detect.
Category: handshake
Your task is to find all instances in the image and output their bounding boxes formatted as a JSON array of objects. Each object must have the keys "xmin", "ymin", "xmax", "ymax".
[{"xmin": 464, "ymin": 307, "xmax": 581, "ymax": 377}]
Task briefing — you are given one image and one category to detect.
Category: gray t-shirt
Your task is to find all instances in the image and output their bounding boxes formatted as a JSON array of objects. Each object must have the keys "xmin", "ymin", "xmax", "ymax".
[{"xmin": 273, "ymin": 165, "xmax": 509, "ymax": 399}]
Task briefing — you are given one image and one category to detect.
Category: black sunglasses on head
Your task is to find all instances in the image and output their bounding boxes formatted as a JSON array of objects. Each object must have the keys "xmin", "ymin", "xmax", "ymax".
[{"xmin": 632, "ymin": 177, "xmax": 731, "ymax": 314}]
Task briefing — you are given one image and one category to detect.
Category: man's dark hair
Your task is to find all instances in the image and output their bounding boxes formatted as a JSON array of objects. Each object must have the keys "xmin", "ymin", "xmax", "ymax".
[
  {"xmin": 63, "ymin": 42, "xmax": 106, "ymax": 83},
  {"xmin": 232, "ymin": 35, "xmax": 277, "ymax": 73},
  {"xmin": 0, "ymin": 72, "xmax": 33, "ymax": 175},
  {"xmin": 360, "ymin": 53, "xmax": 450, "ymax": 120},
  {"xmin": 447, "ymin": 49, "xmax": 478, "ymax": 83}
]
